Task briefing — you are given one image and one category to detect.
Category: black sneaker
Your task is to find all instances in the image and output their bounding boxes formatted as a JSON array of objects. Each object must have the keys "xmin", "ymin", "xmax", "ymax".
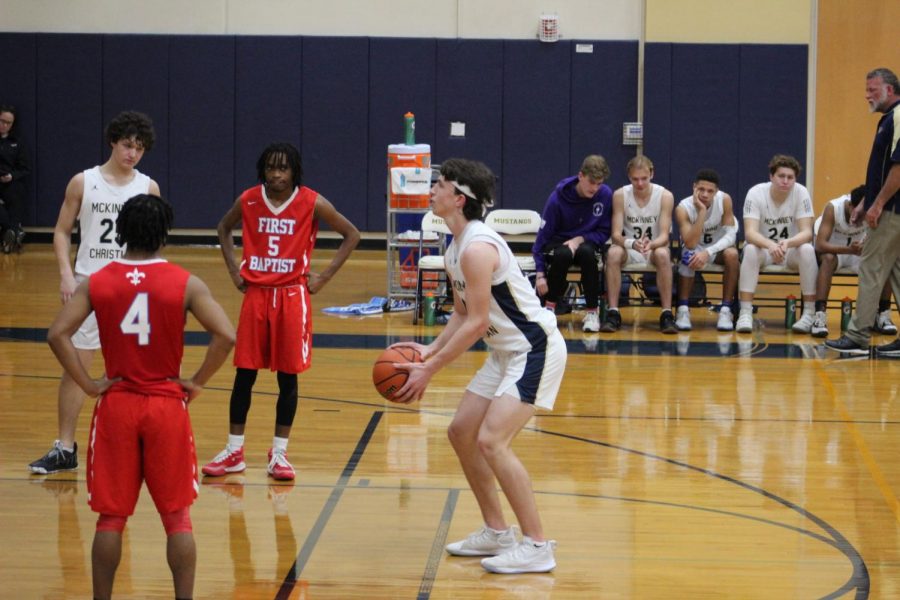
[
  {"xmin": 553, "ymin": 300, "xmax": 572, "ymax": 316},
  {"xmin": 660, "ymin": 310, "xmax": 678, "ymax": 334},
  {"xmin": 28, "ymin": 441, "xmax": 78, "ymax": 474},
  {"xmin": 600, "ymin": 310, "xmax": 622, "ymax": 333},
  {"xmin": 13, "ymin": 225, "xmax": 24, "ymax": 252},
  {"xmin": 876, "ymin": 338, "xmax": 900, "ymax": 357},
  {"xmin": 1, "ymin": 229, "xmax": 14, "ymax": 254},
  {"xmin": 824, "ymin": 336, "xmax": 869, "ymax": 356}
]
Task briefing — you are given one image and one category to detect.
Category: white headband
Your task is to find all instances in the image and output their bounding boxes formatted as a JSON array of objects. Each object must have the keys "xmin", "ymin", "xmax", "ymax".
[{"xmin": 449, "ymin": 180, "xmax": 478, "ymax": 200}]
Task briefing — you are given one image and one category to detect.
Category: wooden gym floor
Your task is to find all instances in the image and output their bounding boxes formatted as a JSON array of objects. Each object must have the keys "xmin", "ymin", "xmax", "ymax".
[{"xmin": 1, "ymin": 245, "xmax": 898, "ymax": 598}]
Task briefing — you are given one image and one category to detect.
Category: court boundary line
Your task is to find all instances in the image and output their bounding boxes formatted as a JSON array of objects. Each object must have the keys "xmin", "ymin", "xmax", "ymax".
[{"xmin": 274, "ymin": 410, "xmax": 383, "ymax": 600}]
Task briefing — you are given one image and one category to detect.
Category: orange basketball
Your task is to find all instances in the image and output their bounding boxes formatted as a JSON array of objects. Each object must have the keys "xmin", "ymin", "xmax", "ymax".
[{"xmin": 372, "ymin": 346, "xmax": 422, "ymax": 401}]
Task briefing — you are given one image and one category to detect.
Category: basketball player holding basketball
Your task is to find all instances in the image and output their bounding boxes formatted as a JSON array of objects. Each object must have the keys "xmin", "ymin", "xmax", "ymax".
[
  {"xmin": 202, "ymin": 142, "xmax": 359, "ymax": 481},
  {"xmin": 30, "ymin": 111, "xmax": 160, "ymax": 474},
  {"xmin": 391, "ymin": 158, "xmax": 566, "ymax": 574},
  {"xmin": 47, "ymin": 194, "xmax": 235, "ymax": 600}
]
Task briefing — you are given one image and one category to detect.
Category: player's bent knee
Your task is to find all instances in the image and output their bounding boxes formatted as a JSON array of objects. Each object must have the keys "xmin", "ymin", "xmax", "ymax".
[
  {"xmin": 723, "ymin": 247, "xmax": 739, "ymax": 263},
  {"xmin": 160, "ymin": 507, "xmax": 192, "ymax": 536},
  {"xmin": 97, "ymin": 514, "xmax": 128, "ymax": 533}
]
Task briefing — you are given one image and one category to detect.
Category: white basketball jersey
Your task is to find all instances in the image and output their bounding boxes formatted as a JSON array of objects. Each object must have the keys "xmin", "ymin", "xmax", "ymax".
[
  {"xmin": 444, "ymin": 220, "xmax": 557, "ymax": 353},
  {"xmin": 74, "ymin": 166, "xmax": 152, "ymax": 276},
  {"xmin": 677, "ymin": 191, "xmax": 728, "ymax": 249},
  {"xmin": 623, "ymin": 183, "xmax": 665, "ymax": 241},
  {"xmin": 743, "ymin": 182, "xmax": 814, "ymax": 242},
  {"xmin": 814, "ymin": 195, "xmax": 867, "ymax": 247}
]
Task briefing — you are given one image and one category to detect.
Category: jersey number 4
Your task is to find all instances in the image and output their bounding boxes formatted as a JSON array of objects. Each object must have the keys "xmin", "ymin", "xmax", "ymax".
[{"xmin": 120, "ymin": 293, "xmax": 150, "ymax": 345}]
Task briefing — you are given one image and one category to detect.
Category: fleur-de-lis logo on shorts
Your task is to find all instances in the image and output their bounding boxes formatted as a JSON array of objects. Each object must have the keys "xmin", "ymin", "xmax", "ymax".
[{"xmin": 126, "ymin": 268, "xmax": 146, "ymax": 286}]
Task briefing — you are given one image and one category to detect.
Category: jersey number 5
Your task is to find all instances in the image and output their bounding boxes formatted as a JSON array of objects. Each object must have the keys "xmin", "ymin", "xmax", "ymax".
[
  {"xmin": 268, "ymin": 235, "xmax": 280, "ymax": 257},
  {"xmin": 120, "ymin": 293, "xmax": 150, "ymax": 345}
]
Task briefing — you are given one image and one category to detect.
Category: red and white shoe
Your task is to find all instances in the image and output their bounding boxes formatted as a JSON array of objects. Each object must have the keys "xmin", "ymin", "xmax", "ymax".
[
  {"xmin": 202, "ymin": 446, "xmax": 246, "ymax": 477},
  {"xmin": 267, "ymin": 448, "xmax": 296, "ymax": 481}
]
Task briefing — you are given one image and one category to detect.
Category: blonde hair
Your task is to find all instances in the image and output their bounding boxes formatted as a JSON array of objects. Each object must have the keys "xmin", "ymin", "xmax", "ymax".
[{"xmin": 626, "ymin": 155, "xmax": 654, "ymax": 175}]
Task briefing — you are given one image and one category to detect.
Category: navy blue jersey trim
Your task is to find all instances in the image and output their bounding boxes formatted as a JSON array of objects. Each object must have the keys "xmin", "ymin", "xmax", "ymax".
[{"xmin": 491, "ymin": 280, "xmax": 547, "ymax": 402}]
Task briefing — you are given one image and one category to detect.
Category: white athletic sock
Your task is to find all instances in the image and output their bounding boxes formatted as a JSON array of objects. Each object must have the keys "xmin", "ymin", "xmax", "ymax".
[
  {"xmin": 227, "ymin": 434, "xmax": 244, "ymax": 452},
  {"xmin": 272, "ymin": 436, "xmax": 289, "ymax": 454},
  {"xmin": 739, "ymin": 301, "xmax": 753, "ymax": 314},
  {"xmin": 803, "ymin": 301, "xmax": 815, "ymax": 315}
]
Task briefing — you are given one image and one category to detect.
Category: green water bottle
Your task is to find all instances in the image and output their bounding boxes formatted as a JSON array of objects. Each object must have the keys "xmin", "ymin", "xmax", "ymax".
[
  {"xmin": 841, "ymin": 297, "xmax": 853, "ymax": 332},
  {"xmin": 404, "ymin": 112, "xmax": 416, "ymax": 145},
  {"xmin": 599, "ymin": 294, "xmax": 608, "ymax": 322},
  {"xmin": 784, "ymin": 295, "xmax": 797, "ymax": 329},
  {"xmin": 423, "ymin": 292, "xmax": 436, "ymax": 326}
]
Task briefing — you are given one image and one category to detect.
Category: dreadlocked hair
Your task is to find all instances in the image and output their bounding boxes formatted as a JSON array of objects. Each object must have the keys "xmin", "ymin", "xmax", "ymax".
[
  {"xmin": 256, "ymin": 142, "xmax": 303, "ymax": 186},
  {"xmin": 115, "ymin": 194, "xmax": 174, "ymax": 252}
]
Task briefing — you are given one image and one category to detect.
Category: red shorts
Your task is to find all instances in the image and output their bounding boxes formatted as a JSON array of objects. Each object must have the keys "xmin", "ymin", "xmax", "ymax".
[
  {"xmin": 87, "ymin": 390, "xmax": 198, "ymax": 516},
  {"xmin": 234, "ymin": 285, "xmax": 312, "ymax": 374}
]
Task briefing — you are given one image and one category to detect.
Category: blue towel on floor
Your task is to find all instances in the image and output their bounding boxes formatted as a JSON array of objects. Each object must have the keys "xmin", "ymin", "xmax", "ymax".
[{"xmin": 322, "ymin": 296, "xmax": 387, "ymax": 316}]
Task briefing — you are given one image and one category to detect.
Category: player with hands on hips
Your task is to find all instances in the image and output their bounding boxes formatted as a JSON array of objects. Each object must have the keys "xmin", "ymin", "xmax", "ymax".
[
  {"xmin": 203, "ymin": 142, "xmax": 359, "ymax": 482},
  {"xmin": 46, "ymin": 194, "xmax": 235, "ymax": 600}
]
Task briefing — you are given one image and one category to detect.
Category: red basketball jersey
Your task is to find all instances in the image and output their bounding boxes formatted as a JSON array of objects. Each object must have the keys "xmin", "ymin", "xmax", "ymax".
[
  {"xmin": 239, "ymin": 185, "xmax": 319, "ymax": 287},
  {"xmin": 89, "ymin": 259, "xmax": 190, "ymax": 397}
]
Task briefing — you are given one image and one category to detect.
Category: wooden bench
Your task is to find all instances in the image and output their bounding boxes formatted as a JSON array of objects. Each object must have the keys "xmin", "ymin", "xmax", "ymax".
[{"xmin": 617, "ymin": 260, "xmax": 859, "ymax": 309}]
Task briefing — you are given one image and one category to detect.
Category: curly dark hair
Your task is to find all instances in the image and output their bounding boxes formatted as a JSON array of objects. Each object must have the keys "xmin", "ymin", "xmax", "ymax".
[
  {"xmin": 694, "ymin": 168, "xmax": 720, "ymax": 187},
  {"xmin": 116, "ymin": 194, "xmax": 174, "ymax": 252},
  {"xmin": 256, "ymin": 142, "xmax": 303, "ymax": 187},
  {"xmin": 105, "ymin": 111, "xmax": 156, "ymax": 151}
]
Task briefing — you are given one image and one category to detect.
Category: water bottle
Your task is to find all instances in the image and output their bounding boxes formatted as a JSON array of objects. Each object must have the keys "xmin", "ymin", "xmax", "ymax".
[
  {"xmin": 681, "ymin": 248, "xmax": 695, "ymax": 266},
  {"xmin": 841, "ymin": 297, "xmax": 853, "ymax": 332},
  {"xmin": 423, "ymin": 292, "xmax": 436, "ymax": 326},
  {"xmin": 784, "ymin": 295, "xmax": 797, "ymax": 329},
  {"xmin": 404, "ymin": 112, "xmax": 416, "ymax": 145}
]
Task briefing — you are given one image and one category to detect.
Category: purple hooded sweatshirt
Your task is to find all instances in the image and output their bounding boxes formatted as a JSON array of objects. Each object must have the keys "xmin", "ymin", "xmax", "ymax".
[{"xmin": 531, "ymin": 175, "xmax": 613, "ymax": 273}]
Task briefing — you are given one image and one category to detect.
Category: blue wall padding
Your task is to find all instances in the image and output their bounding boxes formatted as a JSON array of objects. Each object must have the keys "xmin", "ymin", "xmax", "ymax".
[
  {"xmin": 643, "ymin": 43, "xmax": 673, "ymax": 187},
  {"xmin": 367, "ymin": 38, "xmax": 437, "ymax": 231},
  {"xmin": 669, "ymin": 44, "xmax": 741, "ymax": 202},
  {"xmin": 167, "ymin": 36, "xmax": 236, "ymax": 227},
  {"xmin": 102, "ymin": 35, "xmax": 172, "ymax": 201},
  {"xmin": 301, "ymin": 36, "xmax": 370, "ymax": 231},
  {"xmin": 501, "ymin": 40, "xmax": 572, "ymax": 212},
  {"xmin": 737, "ymin": 44, "xmax": 808, "ymax": 210},
  {"xmin": 434, "ymin": 39, "xmax": 504, "ymax": 199},
  {"xmin": 35, "ymin": 34, "xmax": 103, "ymax": 225},
  {"xmin": 568, "ymin": 40, "xmax": 639, "ymax": 193},
  {"xmin": 233, "ymin": 35, "xmax": 304, "ymax": 210},
  {"xmin": 1, "ymin": 33, "xmax": 807, "ymax": 234}
]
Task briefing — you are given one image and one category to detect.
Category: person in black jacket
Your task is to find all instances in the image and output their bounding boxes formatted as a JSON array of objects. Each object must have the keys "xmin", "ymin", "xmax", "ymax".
[{"xmin": 0, "ymin": 104, "xmax": 30, "ymax": 252}]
